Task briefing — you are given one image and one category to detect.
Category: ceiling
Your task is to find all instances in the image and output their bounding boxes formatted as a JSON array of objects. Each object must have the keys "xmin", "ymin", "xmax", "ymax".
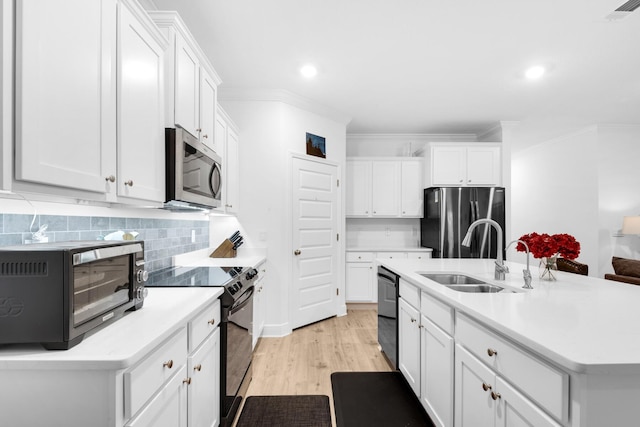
[{"xmin": 150, "ymin": 0, "xmax": 640, "ymax": 150}]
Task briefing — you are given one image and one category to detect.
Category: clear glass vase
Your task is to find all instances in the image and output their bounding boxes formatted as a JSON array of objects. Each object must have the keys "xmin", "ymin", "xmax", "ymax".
[{"xmin": 539, "ymin": 255, "xmax": 558, "ymax": 281}]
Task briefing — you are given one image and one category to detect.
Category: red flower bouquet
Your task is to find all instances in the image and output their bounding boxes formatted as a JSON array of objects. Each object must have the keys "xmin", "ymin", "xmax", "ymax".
[
  {"xmin": 516, "ymin": 232, "xmax": 580, "ymax": 260},
  {"xmin": 515, "ymin": 232, "xmax": 581, "ymax": 281}
]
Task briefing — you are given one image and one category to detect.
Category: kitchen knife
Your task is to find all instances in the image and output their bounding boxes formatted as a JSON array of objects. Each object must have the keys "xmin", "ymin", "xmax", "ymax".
[
  {"xmin": 233, "ymin": 239, "xmax": 244, "ymax": 250},
  {"xmin": 229, "ymin": 231, "xmax": 240, "ymax": 241}
]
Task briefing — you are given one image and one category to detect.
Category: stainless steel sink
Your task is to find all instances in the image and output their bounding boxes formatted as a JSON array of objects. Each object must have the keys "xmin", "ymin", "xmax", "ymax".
[
  {"xmin": 444, "ymin": 284, "xmax": 505, "ymax": 293},
  {"xmin": 420, "ymin": 273, "xmax": 487, "ymax": 285},
  {"xmin": 420, "ymin": 273, "xmax": 507, "ymax": 293}
]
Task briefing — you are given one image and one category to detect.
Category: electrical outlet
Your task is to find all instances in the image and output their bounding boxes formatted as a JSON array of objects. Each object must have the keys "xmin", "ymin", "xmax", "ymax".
[{"xmin": 191, "ymin": 230, "xmax": 196, "ymax": 243}]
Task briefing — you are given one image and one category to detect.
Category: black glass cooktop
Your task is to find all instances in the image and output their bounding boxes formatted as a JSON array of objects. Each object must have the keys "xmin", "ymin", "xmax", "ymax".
[{"xmin": 146, "ymin": 266, "xmax": 246, "ymax": 287}]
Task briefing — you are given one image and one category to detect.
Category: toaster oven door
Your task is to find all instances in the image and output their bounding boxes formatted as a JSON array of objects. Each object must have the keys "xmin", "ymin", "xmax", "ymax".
[{"xmin": 72, "ymin": 254, "xmax": 132, "ymax": 326}]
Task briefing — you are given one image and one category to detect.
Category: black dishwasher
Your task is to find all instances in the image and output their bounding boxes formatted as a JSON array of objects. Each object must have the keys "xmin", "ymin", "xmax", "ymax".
[{"xmin": 377, "ymin": 265, "xmax": 399, "ymax": 369}]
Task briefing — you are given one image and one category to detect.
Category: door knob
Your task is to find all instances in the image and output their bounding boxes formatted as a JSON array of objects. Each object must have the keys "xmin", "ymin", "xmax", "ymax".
[{"xmin": 294, "ymin": 249, "xmax": 301, "ymax": 256}]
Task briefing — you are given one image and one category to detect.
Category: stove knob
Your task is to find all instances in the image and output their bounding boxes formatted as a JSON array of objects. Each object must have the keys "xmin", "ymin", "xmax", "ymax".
[
  {"xmin": 246, "ymin": 268, "xmax": 258, "ymax": 280},
  {"xmin": 136, "ymin": 286, "xmax": 148, "ymax": 300}
]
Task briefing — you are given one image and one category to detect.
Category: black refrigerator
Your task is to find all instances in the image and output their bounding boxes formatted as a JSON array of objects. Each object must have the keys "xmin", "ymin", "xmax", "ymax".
[{"xmin": 420, "ymin": 187, "xmax": 506, "ymax": 259}]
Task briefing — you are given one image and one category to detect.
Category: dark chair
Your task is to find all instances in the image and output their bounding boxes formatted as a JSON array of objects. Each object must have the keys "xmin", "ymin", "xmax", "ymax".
[
  {"xmin": 604, "ymin": 257, "xmax": 640, "ymax": 286},
  {"xmin": 556, "ymin": 258, "xmax": 589, "ymax": 276}
]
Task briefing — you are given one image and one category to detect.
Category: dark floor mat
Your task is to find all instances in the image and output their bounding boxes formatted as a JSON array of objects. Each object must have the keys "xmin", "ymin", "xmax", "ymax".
[
  {"xmin": 236, "ymin": 395, "xmax": 332, "ymax": 427},
  {"xmin": 331, "ymin": 371, "xmax": 435, "ymax": 427}
]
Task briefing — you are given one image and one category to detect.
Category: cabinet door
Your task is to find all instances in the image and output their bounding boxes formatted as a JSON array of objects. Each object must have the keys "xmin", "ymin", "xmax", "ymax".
[
  {"xmin": 224, "ymin": 126, "xmax": 239, "ymax": 214},
  {"xmin": 253, "ymin": 265, "xmax": 266, "ymax": 349},
  {"xmin": 494, "ymin": 377, "xmax": 562, "ymax": 427},
  {"xmin": 15, "ymin": 0, "xmax": 116, "ymax": 193},
  {"xmin": 431, "ymin": 146, "xmax": 466, "ymax": 186},
  {"xmin": 174, "ymin": 35, "xmax": 199, "ymax": 137},
  {"xmin": 420, "ymin": 315, "xmax": 454, "ymax": 427},
  {"xmin": 345, "ymin": 263, "xmax": 374, "ymax": 302},
  {"xmin": 117, "ymin": 0, "xmax": 165, "ymax": 202},
  {"xmin": 188, "ymin": 328, "xmax": 220, "ymax": 427},
  {"xmin": 398, "ymin": 297, "xmax": 421, "ymax": 396},
  {"xmin": 455, "ymin": 345, "xmax": 494, "ymax": 427},
  {"xmin": 466, "ymin": 146, "xmax": 501, "ymax": 186},
  {"xmin": 126, "ymin": 365, "xmax": 188, "ymax": 427},
  {"xmin": 346, "ymin": 160, "xmax": 371, "ymax": 216},
  {"xmin": 371, "ymin": 160, "xmax": 400, "ymax": 216},
  {"xmin": 199, "ymin": 70, "xmax": 217, "ymax": 150},
  {"xmin": 400, "ymin": 160, "xmax": 423, "ymax": 217}
]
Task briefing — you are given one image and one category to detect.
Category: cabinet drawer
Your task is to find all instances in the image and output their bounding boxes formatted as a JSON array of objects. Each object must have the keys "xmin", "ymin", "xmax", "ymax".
[
  {"xmin": 377, "ymin": 252, "xmax": 408, "ymax": 260},
  {"xmin": 399, "ymin": 278, "xmax": 420, "ymax": 309},
  {"xmin": 455, "ymin": 313, "xmax": 568, "ymax": 422},
  {"xmin": 125, "ymin": 328, "xmax": 188, "ymax": 418},
  {"xmin": 407, "ymin": 252, "xmax": 431, "ymax": 260},
  {"xmin": 346, "ymin": 252, "xmax": 374, "ymax": 262},
  {"xmin": 420, "ymin": 292, "xmax": 453, "ymax": 335},
  {"xmin": 189, "ymin": 299, "xmax": 221, "ymax": 352}
]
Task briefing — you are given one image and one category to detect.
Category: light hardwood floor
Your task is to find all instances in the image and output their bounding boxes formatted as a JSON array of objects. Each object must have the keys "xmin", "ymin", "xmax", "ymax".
[{"xmin": 240, "ymin": 306, "xmax": 392, "ymax": 425}]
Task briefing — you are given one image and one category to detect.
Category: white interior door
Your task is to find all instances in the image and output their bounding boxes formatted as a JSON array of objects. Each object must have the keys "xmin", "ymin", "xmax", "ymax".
[{"xmin": 291, "ymin": 156, "xmax": 339, "ymax": 329}]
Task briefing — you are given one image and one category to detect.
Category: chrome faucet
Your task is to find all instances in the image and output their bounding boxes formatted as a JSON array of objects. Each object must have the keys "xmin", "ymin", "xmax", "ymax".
[
  {"xmin": 506, "ymin": 239, "xmax": 533, "ymax": 289},
  {"xmin": 462, "ymin": 219, "xmax": 507, "ymax": 280}
]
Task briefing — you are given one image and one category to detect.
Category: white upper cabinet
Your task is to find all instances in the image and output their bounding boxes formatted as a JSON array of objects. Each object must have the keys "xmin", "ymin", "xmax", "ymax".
[
  {"xmin": 14, "ymin": 0, "xmax": 167, "ymax": 203},
  {"xmin": 150, "ymin": 11, "xmax": 221, "ymax": 151},
  {"xmin": 346, "ymin": 160, "xmax": 371, "ymax": 216},
  {"xmin": 215, "ymin": 105, "xmax": 240, "ymax": 215},
  {"xmin": 117, "ymin": 0, "xmax": 166, "ymax": 202},
  {"xmin": 14, "ymin": 0, "xmax": 117, "ymax": 194},
  {"xmin": 346, "ymin": 158, "xmax": 423, "ymax": 218},
  {"xmin": 428, "ymin": 143, "xmax": 501, "ymax": 187}
]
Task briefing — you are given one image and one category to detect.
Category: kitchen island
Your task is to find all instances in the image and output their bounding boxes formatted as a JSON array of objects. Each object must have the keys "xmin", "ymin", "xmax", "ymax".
[{"xmin": 380, "ymin": 258, "xmax": 640, "ymax": 427}]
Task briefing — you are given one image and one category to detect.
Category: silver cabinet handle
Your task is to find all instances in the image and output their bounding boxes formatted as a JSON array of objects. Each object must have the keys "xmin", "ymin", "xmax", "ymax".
[
  {"xmin": 105, "ymin": 175, "xmax": 115, "ymax": 182},
  {"xmin": 124, "ymin": 180, "xmax": 134, "ymax": 187},
  {"xmin": 202, "ymin": 134, "xmax": 208, "ymax": 139},
  {"xmin": 294, "ymin": 249, "xmax": 301, "ymax": 256}
]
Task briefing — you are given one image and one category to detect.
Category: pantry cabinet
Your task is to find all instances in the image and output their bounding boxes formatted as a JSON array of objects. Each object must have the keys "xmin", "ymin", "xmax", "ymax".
[
  {"xmin": 428, "ymin": 143, "xmax": 501, "ymax": 187},
  {"xmin": 150, "ymin": 11, "xmax": 222, "ymax": 151},
  {"xmin": 13, "ymin": 0, "xmax": 167, "ymax": 204},
  {"xmin": 346, "ymin": 158, "xmax": 423, "ymax": 218}
]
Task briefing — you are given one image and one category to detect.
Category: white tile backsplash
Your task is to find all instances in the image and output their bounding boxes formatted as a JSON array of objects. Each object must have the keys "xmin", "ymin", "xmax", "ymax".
[{"xmin": 346, "ymin": 218, "xmax": 421, "ymax": 248}]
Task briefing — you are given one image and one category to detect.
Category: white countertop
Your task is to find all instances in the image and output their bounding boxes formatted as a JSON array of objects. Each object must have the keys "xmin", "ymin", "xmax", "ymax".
[
  {"xmin": 0, "ymin": 288, "xmax": 223, "ymax": 370},
  {"xmin": 173, "ymin": 247, "xmax": 267, "ymax": 268},
  {"xmin": 379, "ymin": 258, "xmax": 640, "ymax": 375},
  {"xmin": 347, "ymin": 247, "xmax": 433, "ymax": 252}
]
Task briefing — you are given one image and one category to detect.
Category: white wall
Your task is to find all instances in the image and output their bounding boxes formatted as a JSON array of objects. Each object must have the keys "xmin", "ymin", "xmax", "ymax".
[
  {"xmin": 221, "ymin": 97, "xmax": 347, "ymax": 337},
  {"xmin": 511, "ymin": 124, "xmax": 640, "ymax": 277}
]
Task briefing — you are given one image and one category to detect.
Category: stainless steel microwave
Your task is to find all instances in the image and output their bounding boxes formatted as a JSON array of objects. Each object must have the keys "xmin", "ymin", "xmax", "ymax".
[
  {"xmin": 165, "ymin": 126, "xmax": 222, "ymax": 209},
  {"xmin": 0, "ymin": 240, "xmax": 147, "ymax": 350}
]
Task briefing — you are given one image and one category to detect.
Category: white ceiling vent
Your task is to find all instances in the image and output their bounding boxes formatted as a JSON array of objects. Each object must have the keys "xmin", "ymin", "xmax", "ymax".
[{"xmin": 605, "ymin": 0, "xmax": 640, "ymax": 20}]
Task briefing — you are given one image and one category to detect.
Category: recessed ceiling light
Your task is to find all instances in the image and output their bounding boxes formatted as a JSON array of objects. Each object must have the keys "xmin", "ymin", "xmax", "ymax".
[
  {"xmin": 300, "ymin": 64, "xmax": 317, "ymax": 78},
  {"xmin": 525, "ymin": 65, "xmax": 546, "ymax": 80}
]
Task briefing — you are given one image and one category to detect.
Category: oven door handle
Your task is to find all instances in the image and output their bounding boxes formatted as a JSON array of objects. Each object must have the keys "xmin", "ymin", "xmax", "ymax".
[
  {"xmin": 229, "ymin": 285, "xmax": 255, "ymax": 315},
  {"xmin": 73, "ymin": 243, "xmax": 143, "ymax": 265}
]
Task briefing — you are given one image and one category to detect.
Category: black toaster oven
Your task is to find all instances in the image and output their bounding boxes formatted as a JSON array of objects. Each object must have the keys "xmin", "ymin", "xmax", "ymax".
[{"xmin": 0, "ymin": 240, "xmax": 147, "ymax": 349}]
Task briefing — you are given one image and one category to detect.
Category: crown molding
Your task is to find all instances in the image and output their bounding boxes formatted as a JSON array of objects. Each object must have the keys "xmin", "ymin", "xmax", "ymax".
[
  {"xmin": 346, "ymin": 133, "xmax": 478, "ymax": 142},
  {"xmin": 218, "ymin": 87, "xmax": 352, "ymax": 126}
]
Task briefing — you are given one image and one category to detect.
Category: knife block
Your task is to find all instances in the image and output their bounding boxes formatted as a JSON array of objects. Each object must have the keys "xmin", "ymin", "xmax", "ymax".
[{"xmin": 209, "ymin": 239, "xmax": 237, "ymax": 258}]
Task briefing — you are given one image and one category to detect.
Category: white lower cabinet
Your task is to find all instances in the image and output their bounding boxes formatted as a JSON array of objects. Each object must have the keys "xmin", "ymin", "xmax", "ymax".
[
  {"xmin": 455, "ymin": 345, "xmax": 561, "ymax": 427},
  {"xmin": 126, "ymin": 298, "xmax": 221, "ymax": 427},
  {"xmin": 420, "ymin": 315, "xmax": 454, "ymax": 427},
  {"xmin": 253, "ymin": 262, "xmax": 267, "ymax": 349},
  {"xmin": 188, "ymin": 328, "xmax": 220, "ymax": 427},
  {"xmin": 126, "ymin": 364, "xmax": 188, "ymax": 427},
  {"xmin": 398, "ymin": 297, "xmax": 421, "ymax": 395}
]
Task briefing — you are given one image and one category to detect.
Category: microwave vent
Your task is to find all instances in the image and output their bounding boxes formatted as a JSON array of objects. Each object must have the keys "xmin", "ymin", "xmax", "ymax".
[{"xmin": 0, "ymin": 261, "xmax": 48, "ymax": 276}]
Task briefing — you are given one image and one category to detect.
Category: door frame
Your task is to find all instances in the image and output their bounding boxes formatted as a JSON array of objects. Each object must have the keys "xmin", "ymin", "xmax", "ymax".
[{"xmin": 288, "ymin": 152, "xmax": 346, "ymax": 331}]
